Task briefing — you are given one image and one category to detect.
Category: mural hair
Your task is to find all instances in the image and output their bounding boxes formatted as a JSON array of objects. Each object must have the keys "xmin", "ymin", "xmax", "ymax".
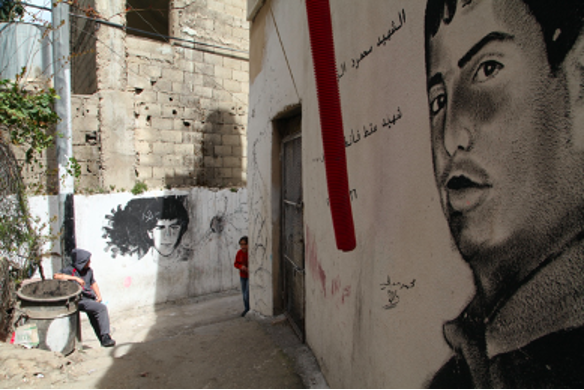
[{"xmin": 424, "ymin": 0, "xmax": 584, "ymax": 73}]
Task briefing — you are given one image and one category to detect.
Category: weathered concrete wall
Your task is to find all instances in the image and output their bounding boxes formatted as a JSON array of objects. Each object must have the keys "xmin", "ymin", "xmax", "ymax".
[
  {"xmin": 71, "ymin": 95, "xmax": 101, "ymax": 190},
  {"xmin": 70, "ymin": 0, "xmax": 97, "ymax": 95},
  {"xmin": 247, "ymin": 0, "xmax": 471, "ymax": 387},
  {"xmin": 29, "ymin": 187, "xmax": 248, "ymax": 314},
  {"xmin": 89, "ymin": 0, "xmax": 249, "ymax": 191}
]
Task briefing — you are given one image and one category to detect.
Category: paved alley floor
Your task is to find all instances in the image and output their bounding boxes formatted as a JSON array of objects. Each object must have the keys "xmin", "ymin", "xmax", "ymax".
[{"xmin": 0, "ymin": 291, "xmax": 328, "ymax": 388}]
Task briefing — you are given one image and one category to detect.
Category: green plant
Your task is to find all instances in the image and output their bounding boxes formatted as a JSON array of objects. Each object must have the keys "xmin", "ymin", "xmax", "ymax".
[
  {"xmin": 131, "ymin": 180, "xmax": 148, "ymax": 195},
  {"xmin": 0, "ymin": 0, "xmax": 24, "ymax": 22},
  {"xmin": 0, "ymin": 72, "xmax": 60, "ymax": 167}
]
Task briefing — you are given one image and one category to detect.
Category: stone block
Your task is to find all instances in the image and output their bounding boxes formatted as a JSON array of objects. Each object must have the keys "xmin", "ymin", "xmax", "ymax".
[
  {"xmin": 135, "ymin": 141, "xmax": 152, "ymax": 154},
  {"xmin": 223, "ymin": 134, "xmax": 241, "ymax": 146},
  {"xmin": 224, "ymin": 156, "xmax": 242, "ymax": 168},
  {"xmin": 163, "ymin": 154, "xmax": 183, "ymax": 167},
  {"xmin": 172, "ymin": 82, "xmax": 191, "ymax": 94},
  {"xmin": 151, "ymin": 118, "xmax": 174, "ymax": 130},
  {"xmin": 214, "ymin": 145, "xmax": 232, "ymax": 157},
  {"xmin": 75, "ymin": 145, "xmax": 100, "ymax": 160},
  {"xmin": 183, "ymin": 131, "xmax": 203, "ymax": 144},
  {"xmin": 135, "ymin": 166, "xmax": 153, "ymax": 179},
  {"xmin": 185, "ymin": 49, "xmax": 204, "ymax": 62},
  {"xmin": 225, "ymin": 4, "xmax": 244, "ymax": 18},
  {"xmin": 153, "ymin": 142, "xmax": 175, "ymax": 155},
  {"xmin": 157, "ymin": 92, "xmax": 179, "ymax": 105},
  {"xmin": 160, "ymin": 130, "xmax": 183, "ymax": 143},
  {"xmin": 207, "ymin": 0, "xmax": 225, "ymax": 13},
  {"xmin": 223, "ymin": 79, "xmax": 242, "ymax": 93},
  {"xmin": 136, "ymin": 103, "xmax": 161, "ymax": 117},
  {"xmin": 162, "ymin": 105, "xmax": 183, "ymax": 119},
  {"xmin": 140, "ymin": 63, "xmax": 163, "ymax": 79},
  {"xmin": 204, "ymin": 156, "xmax": 222, "ymax": 168},
  {"xmin": 204, "ymin": 52, "xmax": 223, "ymax": 66},
  {"xmin": 223, "ymin": 57, "xmax": 241, "ymax": 70},
  {"xmin": 162, "ymin": 68, "xmax": 185, "ymax": 83},
  {"xmin": 196, "ymin": 63, "xmax": 214, "ymax": 76},
  {"xmin": 233, "ymin": 69, "xmax": 248, "ymax": 82},
  {"xmin": 135, "ymin": 127, "xmax": 158, "ymax": 143},
  {"xmin": 138, "ymin": 153, "xmax": 162, "ymax": 166},
  {"xmin": 152, "ymin": 78, "xmax": 173, "ymax": 92},
  {"xmin": 134, "ymin": 90, "xmax": 158, "ymax": 103},
  {"xmin": 128, "ymin": 71, "xmax": 150, "ymax": 90},
  {"xmin": 214, "ymin": 66, "xmax": 232, "ymax": 80},
  {"xmin": 141, "ymin": 177, "xmax": 160, "ymax": 190},
  {"xmin": 175, "ymin": 143, "xmax": 194, "ymax": 156},
  {"xmin": 213, "ymin": 89, "xmax": 232, "ymax": 101},
  {"xmin": 184, "ymin": 72, "xmax": 204, "ymax": 87},
  {"xmin": 204, "ymin": 133, "xmax": 222, "ymax": 145},
  {"xmin": 153, "ymin": 166, "xmax": 173, "ymax": 178},
  {"xmin": 193, "ymin": 86, "xmax": 213, "ymax": 99},
  {"xmin": 233, "ymin": 146, "xmax": 245, "ymax": 157},
  {"xmin": 218, "ymin": 168, "xmax": 232, "ymax": 178}
]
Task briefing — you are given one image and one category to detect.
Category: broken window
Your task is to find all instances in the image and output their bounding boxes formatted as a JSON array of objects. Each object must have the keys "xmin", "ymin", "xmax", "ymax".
[{"xmin": 126, "ymin": 0, "xmax": 170, "ymax": 42}]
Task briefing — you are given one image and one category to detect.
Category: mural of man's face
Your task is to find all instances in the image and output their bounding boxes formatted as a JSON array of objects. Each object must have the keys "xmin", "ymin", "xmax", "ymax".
[
  {"xmin": 427, "ymin": 0, "xmax": 584, "ymax": 278},
  {"xmin": 148, "ymin": 219, "xmax": 182, "ymax": 257}
]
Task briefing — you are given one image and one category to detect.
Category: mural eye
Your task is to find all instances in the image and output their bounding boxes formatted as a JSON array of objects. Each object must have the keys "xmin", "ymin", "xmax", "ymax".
[
  {"xmin": 474, "ymin": 60, "xmax": 503, "ymax": 82},
  {"xmin": 429, "ymin": 93, "xmax": 446, "ymax": 116}
]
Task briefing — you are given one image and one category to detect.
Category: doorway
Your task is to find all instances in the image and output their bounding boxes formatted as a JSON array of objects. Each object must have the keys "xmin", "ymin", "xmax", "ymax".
[{"xmin": 278, "ymin": 113, "xmax": 304, "ymax": 339}]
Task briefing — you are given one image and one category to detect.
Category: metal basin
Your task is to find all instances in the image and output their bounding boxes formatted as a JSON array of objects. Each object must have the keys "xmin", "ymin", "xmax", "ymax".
[{"xmin": 17, "ymin": 280, "xmax": 81, "ymax": 355}]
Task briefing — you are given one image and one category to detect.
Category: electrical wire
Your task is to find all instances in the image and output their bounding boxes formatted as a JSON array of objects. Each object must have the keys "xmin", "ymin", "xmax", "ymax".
[{"xmin": 20, "ymin": 1, "xmax": 249, "ymax": 55}]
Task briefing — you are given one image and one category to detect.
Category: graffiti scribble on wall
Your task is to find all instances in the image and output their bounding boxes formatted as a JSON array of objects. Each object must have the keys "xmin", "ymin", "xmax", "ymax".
[
  {"xmin": 425, "ymin": 0, "xmax": 584, "ymax": 387},
  {"xmin": 102, "ymin": 196, "xmax": 190, "ymax": 260},
  {"xmin": 379, "ymin": 276, "xmax": 415, "ymax": 310}
]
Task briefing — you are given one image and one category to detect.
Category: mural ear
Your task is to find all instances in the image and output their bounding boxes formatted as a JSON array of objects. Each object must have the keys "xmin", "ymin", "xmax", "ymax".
[{"xmin": 565, "ymin": 33, "xmax": 584, "ymax": 148}]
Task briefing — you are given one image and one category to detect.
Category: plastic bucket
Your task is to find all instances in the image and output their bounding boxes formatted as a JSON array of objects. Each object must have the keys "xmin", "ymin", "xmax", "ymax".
[{"xmin": 16, "ymin": 280, "xmax": 81, "ymax": 355}]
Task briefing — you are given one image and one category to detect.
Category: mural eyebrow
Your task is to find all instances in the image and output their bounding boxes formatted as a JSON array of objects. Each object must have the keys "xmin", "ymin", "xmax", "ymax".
[
  {"xmin": 428, "ymin": 72, "xmax": 444, "ymax": 91},
  {"xmin": 457, "ymin": 31, "xmax": 514, "ymax": 69}
]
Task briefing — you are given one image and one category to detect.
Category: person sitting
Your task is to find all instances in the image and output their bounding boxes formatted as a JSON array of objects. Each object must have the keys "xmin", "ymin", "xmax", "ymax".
[{"xmin": 54, "ymin": 248, "xmax": 115, "ymax": 347}]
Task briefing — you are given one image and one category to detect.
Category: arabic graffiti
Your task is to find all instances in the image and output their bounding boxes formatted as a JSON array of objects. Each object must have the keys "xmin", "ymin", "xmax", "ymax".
[
  {"xmin": 377, "ymin": 9, "xmax": 406, "ymax": 47},
  {"xmin": 380, "ymin": 275, "xmax": 416, "ymax": 310},
  {"xmin": 337, "ymin": 9, "xmax": 406, "ymax": 81},
  {"xmin": 344, "ymin": 107, "xmax": 403, "ymax": 148}
]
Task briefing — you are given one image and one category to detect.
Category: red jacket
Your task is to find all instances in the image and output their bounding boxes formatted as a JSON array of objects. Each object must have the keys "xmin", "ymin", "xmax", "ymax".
[{"xmin": 234, "ymin": 249, "xmax": 248, "ymax": 278}]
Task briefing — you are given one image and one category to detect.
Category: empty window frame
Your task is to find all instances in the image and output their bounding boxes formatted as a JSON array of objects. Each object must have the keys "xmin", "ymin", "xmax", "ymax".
[{"xmin": 126, "ymin": 0, "xmax": 169, "ymax": 42}]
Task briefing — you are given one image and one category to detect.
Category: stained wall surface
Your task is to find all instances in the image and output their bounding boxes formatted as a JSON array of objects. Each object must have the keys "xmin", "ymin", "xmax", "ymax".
[{"xmin": 248, "ymin": 0, "xmax": 584, "ymax": 387}]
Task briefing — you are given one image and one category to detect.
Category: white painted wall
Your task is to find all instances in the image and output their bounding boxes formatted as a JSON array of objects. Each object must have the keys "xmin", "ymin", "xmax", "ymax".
[
  {"xmin": 247, "ymin": 0, "xmax": 473, "ymax": 387},
  {"xmin": 29, "ymin": 188, "xmax": 248, "ymax": 315}
]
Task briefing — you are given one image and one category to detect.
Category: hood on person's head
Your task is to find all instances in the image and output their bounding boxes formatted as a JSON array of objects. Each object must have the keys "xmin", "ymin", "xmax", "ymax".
[{"xmin": 71, "ymin": 249, "xmax": 92, "ymax": 271}]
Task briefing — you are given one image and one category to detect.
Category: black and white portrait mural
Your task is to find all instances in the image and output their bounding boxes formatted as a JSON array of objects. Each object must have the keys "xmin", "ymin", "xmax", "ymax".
[
  {"xmin": 102, "ymin": 196, "xmax": 191, "ymax": 261},
  {"xmin": 425, "ymin": 0, "xmax": 584, "ymax": 387}
]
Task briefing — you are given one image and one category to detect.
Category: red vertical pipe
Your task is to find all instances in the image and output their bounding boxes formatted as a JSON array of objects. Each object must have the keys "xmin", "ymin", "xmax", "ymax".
[{"xmin": 305, "ymin": 0, "xmax": 356, "ymax": 251}]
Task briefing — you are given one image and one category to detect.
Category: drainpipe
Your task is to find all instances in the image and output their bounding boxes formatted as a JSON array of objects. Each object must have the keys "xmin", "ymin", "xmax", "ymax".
[
  {"xmin": 52, "ymin": 1, "xmax": 76, "ymax": 264},
  {"xmin": 305, "ymin": 0, "xmax": 356, "ymax": 251}
]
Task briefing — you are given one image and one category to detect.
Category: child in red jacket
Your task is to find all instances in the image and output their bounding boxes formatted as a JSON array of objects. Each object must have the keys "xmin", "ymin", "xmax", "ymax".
[{"xmin": 234, "ymin": 236, "xmax": 249, "ymax": 316}]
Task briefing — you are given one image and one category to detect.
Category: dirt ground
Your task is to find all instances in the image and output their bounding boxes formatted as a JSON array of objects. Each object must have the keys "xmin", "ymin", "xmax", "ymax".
[{"xmin": 0, "ymin": 291, "xmax": 328, "ymax": 389}]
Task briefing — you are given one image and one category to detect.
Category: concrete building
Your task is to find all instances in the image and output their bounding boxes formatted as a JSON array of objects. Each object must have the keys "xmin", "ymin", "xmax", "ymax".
[
  {"xmin": 247, "ymin": 0, "xmax": 584, "ymax": 388},
  {"xmin": 1, "ymin": 1, "xmax": 250, "ymax": 315},
  {"xmin": 8, "ymin": 0, "xmax": 249, "ymax": 192}
]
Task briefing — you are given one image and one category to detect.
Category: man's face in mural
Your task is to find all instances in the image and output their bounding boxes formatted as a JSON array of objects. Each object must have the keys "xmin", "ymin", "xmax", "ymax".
[
  {"xmin": 427, "ymin": 0, "xmax": 584, "ymax": 276},
  {"xmin": 148, "ymin": 219, "xmax": 182, "ymax": 257}
]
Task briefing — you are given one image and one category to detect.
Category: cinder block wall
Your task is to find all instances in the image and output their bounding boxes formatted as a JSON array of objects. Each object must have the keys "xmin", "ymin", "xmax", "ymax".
[{"xmin": 80, "ymin": 0, "xmax": 250, "ymax": 192}]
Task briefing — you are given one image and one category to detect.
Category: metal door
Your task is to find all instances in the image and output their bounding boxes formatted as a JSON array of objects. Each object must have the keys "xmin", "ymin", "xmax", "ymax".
[{"xmin": 281, "ymin": 133, "xmax": 305, "ymax": 339}]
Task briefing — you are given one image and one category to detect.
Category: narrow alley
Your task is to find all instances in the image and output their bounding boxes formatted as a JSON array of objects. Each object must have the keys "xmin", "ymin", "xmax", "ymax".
[{"xmin": 0, "ymin": 291, "xmax": 327, "ymax": 388}]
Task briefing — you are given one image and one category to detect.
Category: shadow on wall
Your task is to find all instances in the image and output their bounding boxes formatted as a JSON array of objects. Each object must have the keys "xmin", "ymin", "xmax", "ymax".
[
  {"xmin": 95, "ymin": 188, "xmax": 249, "ymax": 387},
  {"xmin": 197, "ymin": 109, "xmax": 246, "ymax": 188},
  {"xmin": 157, "ymin": 109, "xmax": 245, "ymax": 189}
]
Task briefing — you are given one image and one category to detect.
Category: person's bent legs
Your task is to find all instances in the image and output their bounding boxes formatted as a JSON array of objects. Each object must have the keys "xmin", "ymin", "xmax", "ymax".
[{"xmin": 78, "ymin": 299, "xmax": 115, "ymax": 347}]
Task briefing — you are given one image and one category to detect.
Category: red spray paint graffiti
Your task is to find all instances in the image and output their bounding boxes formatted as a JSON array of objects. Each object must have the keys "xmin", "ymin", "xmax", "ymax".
[{"xmin": 306, "ymin": 227, "xmax": 326, "ymax": 297}]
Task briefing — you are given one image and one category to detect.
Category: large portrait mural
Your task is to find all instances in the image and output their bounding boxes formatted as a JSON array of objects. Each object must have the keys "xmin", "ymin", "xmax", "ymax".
[
  {"xmin": 424, "ymin": 0, "xmax": 584, "ymax": 387},
  {"xmin": 102, "ymin": 196, "xmax": 191, "ymax": 262}
]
